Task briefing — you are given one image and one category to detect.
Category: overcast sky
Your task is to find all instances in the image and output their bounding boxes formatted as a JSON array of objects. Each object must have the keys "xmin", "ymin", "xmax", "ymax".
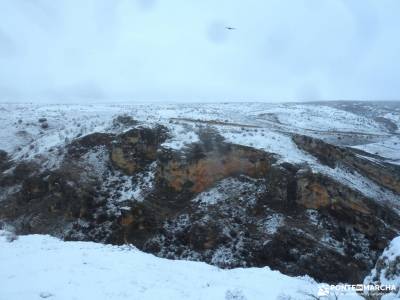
[{"xmin": 0, "ymin": 0, "xmax": 399, "ymax": 103}]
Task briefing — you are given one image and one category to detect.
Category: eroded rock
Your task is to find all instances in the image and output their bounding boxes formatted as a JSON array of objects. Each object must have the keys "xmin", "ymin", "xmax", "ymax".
[
  {"xmin": 111, "ymin": 126, "xmax": 168, "ymax": 175},
  {"xmin": 157, "ymin": 144, "xmax": 274, "ymax": 193},
  {"xmin": 293, "ymin": 134, "xmax": 400, "ymax": 194},
  {"xmin": 1, "ymin": 125, "xmax": 400, "ymax": 286}
]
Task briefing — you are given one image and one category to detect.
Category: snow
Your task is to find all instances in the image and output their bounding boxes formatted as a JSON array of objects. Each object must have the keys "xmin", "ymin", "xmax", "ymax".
[
  {"xmin": 1, "ymin": 102, "xmax": 399, "ymax": 211},
  {"xmin": 192, "ymin": 177, "xmax": 265, "ymax": 207},
  {"xmin": 0, "ymin": 104, "xmax": 121, "ymax": 165},
  {"xmin": 364, "ymin": 236, "xmax": 400, "ymax": 300},
  {"xmin": 0, "ymin": 102, "xmax": 396, "ymax": 162},
  {"xmin": 264, "ymin": 214, "xmax": 284, "ymax": 235},
  {"xmin": 311, "ymin": 165, "xmax": 400, "ymax": 213},
  {"xmin": 352, "ymin": 136, "xmax": 400, "ymax": 165},
  {"xmin": 1, "ymin": 102, "xmax": 397, "ymax": 299},
  {"xmin": 383, "ymin": 237, "xmax": 400, "ymax": 262},
  {"xmin": 0, "ymin": 231, "xmax": 363, "ymax": 300},
  {"xmin": 220, "ymin": 127, "xmax": 314, "ymax": 164},
  {"xmin": 384, "ymin": 112, "xmax": 400, "ymax": 132},
  {"xmin": 251, "ymin": 104, "xmax": 385, "ymax": 134},
  {"xmin": 162, "ymin": 123, "xmax": 199, "ymax": 150},
  {"xmin": 104, "ymin": 162, "xmax": 157, "ymax": 203}
]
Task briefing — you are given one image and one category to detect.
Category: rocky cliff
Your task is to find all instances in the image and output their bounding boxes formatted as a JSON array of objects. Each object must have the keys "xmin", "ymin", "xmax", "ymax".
[{"xmin": 1, "ymin": 117, "xmax": 399, "ymax": 286}]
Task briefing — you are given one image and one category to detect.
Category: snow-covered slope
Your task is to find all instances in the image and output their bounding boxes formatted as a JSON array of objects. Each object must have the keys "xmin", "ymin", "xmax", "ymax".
[
  {"xmin": 1, "ymin": 102, "xmax": 398, "ymax": 162},
  {"xmin": 364, "ymin": 236, "xmax": 400, "ymax": 300},
  {"xmin": 0, "ymin": 231, "xmax": 362, "ymax": 300},
  {"xmin": 1, "ymin": 101, "xmax": 400, "ymax": 299},
  {"xmin": 1, "ymin": 102, "xmax": 398, "ymax": 205}
]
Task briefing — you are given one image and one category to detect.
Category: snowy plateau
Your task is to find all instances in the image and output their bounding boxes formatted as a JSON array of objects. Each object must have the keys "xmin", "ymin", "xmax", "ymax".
[{"xmin": 1, "ymin": 101, "xmax": 400, "ymax": 300}]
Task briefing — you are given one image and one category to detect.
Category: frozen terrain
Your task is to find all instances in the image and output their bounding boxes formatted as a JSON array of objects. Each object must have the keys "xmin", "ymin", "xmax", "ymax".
[
  {"xmin": 1, "ymin": 101, "xmax": 399, "ymax": 204},
  {"xmin": 364, "ymin": 236, "xmax": 400, "ymax": 300},
  {"xmin": 0, "ymin": 103, "xmax": 400, "ymax": 161},
  {"xmin": 1, "ymin": 101, "xmax": 400, "ymax": 299},
  {"xmin": 0, "ymin": 231, "xmax": 362, "ymax": 300},
  {"xmin": 1, "ymin": 102, "xmax": 399, "ymax": 162}
]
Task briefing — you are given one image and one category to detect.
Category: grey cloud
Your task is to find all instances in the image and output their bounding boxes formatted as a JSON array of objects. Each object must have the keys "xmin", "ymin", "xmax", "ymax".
[{"xmin": 0, "ymin": 0, "xmax": 399, "ymax": 103}]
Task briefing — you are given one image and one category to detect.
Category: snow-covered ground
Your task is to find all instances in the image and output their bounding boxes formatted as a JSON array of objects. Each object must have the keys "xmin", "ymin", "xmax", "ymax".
[
  {"xmin": 249, "ymin": 104, "xmax": 386, "ymax": 134},
  {"xmin": 364, "ymin": 236, "xmax": 400, "ymax": 300},
  {"xmin": 0, "ymin": 231, "xmax": 362, "ymax": 300},
  {"xmin": 1, "ymin": 103, "xmax": 399, "ymax": 299},
  {"xmin": 352, "ymin": 136, "xmax": 400, "ymax": 165},
  {"xmin": 1, "ymin": 102, "xmax": 398, "ymax": 163},
  {"xmin": 1, "ymin": 102, "xmax": 399, "ymax": 209}
]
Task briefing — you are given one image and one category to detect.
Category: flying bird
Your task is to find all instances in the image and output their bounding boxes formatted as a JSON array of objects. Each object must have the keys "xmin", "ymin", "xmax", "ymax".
[{"xmin": 225, "ymin": 26, "xmax": 236, "ymax": 30}]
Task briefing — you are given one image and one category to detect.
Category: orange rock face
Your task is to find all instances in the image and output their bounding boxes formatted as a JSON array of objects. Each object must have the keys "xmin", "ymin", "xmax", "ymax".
[
  {"xmin": 110, "ymin": 126, "xmax": 168, "ymax": 175},
  {"xmin": 296, "ymin": 180, "xmax": 330, "ymax": 209},
  {"xmin": 120, "ymin": 214, "xmax": 134, "ymax": 226},
  {"xmin": 296, "ymin": 177, "xmax": 371, "ymax": 215},
  {"xmin": 159, "ymin": 146, "xmax": 273, "ymax": 193}
]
